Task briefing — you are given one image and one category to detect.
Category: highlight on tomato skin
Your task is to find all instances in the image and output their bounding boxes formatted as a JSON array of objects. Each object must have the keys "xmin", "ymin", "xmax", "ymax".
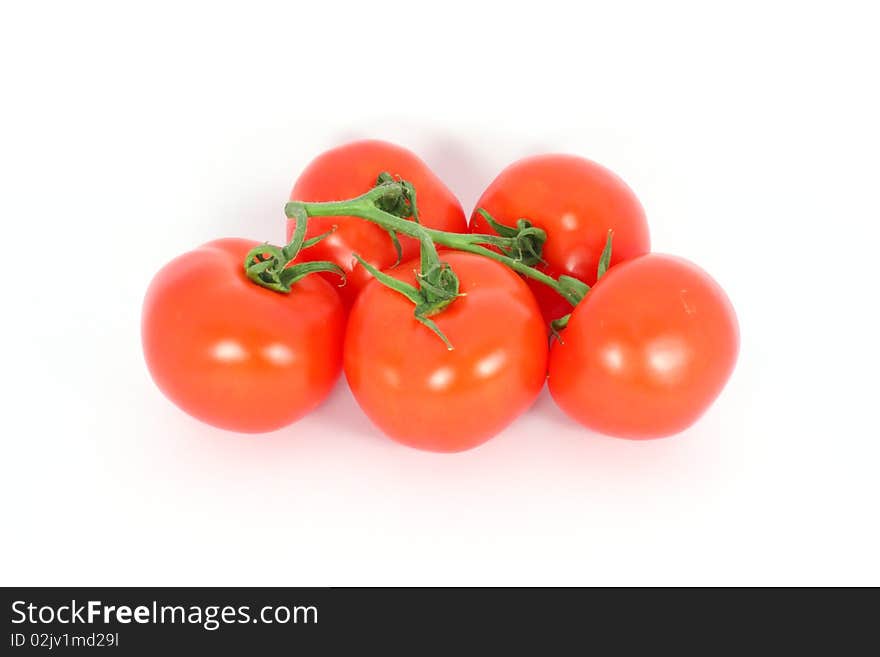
[
  {"xmin": 548, "ymin": 253, "xmax": 739, "ymax": 440},
  {"xmin": 141, "ymin": 238, "xmax": 346, "ymax": 434},
  {"xmin": 343, "ymin": 251, "xmax": 549, "ymax": 453},
  {"xmin": 469, "ymin": 153, "xmax": 650, "ymax": 324},
  {"xmin": 289, "ymin": 140, "xmax": 468, "ymax": 307}
]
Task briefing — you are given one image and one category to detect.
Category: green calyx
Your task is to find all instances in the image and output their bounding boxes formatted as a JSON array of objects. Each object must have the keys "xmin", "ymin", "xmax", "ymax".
[
  {"xmin": 353, "ymin": 254, "xmax": 460, "ymax": 351},
  {"xmin": 475, "ymin": 209, "xmax": 546, "ymax": 266},
  {"xmin": 244, "ymin": 206, "xmax": 345, "ymax": 293},
  {"xmin": 373, "ymin": 172, "xmax": 419, "ymax": 223},
  {"xmin": 352, "ymin": 223, "xmax": 462, "ymax": 350},
  {"xmin": 374, "ymin": 172, "xmax": 418, "ymax": 266}
]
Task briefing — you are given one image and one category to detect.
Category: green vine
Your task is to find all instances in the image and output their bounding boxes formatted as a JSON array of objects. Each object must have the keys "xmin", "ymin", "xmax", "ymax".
[{"xmin": 246, "ymin": 173, "xmax": 613, "ymax": 348}]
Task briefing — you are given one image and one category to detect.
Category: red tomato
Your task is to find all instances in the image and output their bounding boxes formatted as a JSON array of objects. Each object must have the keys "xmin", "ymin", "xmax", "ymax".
[
  {"xmin": 548, "ymin": 254, "xmax": 739, "ymax": 439},
  {"xmin": 290, "ymin": 140, "xmax": 467, "ymax": 306},
  {"xmin": 142, "ymin": 238, "xmax": 345, "ymax": 433},
  {"xmin": 344, "ymin": 252, "xmax": 548, "ymax": 452},
  {"xmin": 470, "ymin": 154, "xmax": 650, "ymax": 323}
]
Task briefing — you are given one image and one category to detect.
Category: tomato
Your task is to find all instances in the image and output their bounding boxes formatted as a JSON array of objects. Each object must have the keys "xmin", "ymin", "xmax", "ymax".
[
  {"xmin": 470, "ymin": 154, "xmax": 650, "ymax": 323},
  {"xmin": 142, "ymin": 238, "xmax": 345, "ymax": 433},
  {"xmin": 290, "ymin": 140, "xmax": 468, "ymax": 306},
  {"xmin": 344, "ymin": 252, "xmax": 548, "ymax": 452},
  {"xmin": 548, "ymin": 254, "xmax": 739, "ymax": 439}
]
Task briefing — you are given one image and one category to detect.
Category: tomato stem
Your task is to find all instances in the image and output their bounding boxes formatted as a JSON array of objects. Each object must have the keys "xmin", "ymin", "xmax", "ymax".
[{"xmin": 285, "ymin": 179, "xmax": 588, "ymax": 307}]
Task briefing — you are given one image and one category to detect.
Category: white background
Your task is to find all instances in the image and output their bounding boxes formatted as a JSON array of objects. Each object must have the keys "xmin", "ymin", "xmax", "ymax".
[{"xmin": 2, "ymin": 1, "xmax": 878, "ymax": 586}]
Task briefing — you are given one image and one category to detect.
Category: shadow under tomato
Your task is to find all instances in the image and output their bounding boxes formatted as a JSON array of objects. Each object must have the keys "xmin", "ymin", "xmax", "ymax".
[{"xmin": 311, "ymin": 378, "xmax": 392, "ymax": 446}]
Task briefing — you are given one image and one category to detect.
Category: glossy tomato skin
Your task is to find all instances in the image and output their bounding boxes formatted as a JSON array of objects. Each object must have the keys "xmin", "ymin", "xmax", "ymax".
[
  {"xmin": 344, "ymin": 252, "xmax": 548, "ymax": 452},
  {"xmin": 470, "ymin": 154, "xmax": 650, "ymax": 323},
  {"xmin": 290, "ymin": 140, "xmax": 467, "ymax": 307},
  {"xmin": 548, "ymin": 254, "xmax": 739, "ymax": 439},
  {"xmin": 142, "ymin": 238, "xmax": 345, "ymax": 433}
]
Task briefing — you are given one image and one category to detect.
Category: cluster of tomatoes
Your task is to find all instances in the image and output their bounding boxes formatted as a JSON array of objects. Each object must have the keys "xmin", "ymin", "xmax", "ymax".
[{"xmin": 142, "ymin": 140, "xmax": 739, "ymax": 452}]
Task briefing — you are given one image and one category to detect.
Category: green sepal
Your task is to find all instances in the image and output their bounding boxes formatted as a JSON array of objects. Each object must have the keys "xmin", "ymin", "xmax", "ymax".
[
  {"xmin": 413, "ymin": 310, "xmax": 453, "ymax": 351},
  {"xmin": 351, "ymin": 253, "xmax": 423, "ymax": 305},
  {"xmin": 477, "ymin": 208, "xmax": 518, "ymax": 237},
  {"xmin": 302, "ymin": 225, "xmax": 338, "ymax": 250},
  {"xmin": 401, "ymin": 180, "xmax": 419, "ymax": 224},
  {"xmin": 387, "ymin": 230, "xmax": 403, "ymax": 266},
  {"xmin": 505, "ymin": 221, "xmax": 547, "ymax": 266},
  {"xmin": 596, "ymin": 230, "xmax": 613, "ymax": 280}
]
